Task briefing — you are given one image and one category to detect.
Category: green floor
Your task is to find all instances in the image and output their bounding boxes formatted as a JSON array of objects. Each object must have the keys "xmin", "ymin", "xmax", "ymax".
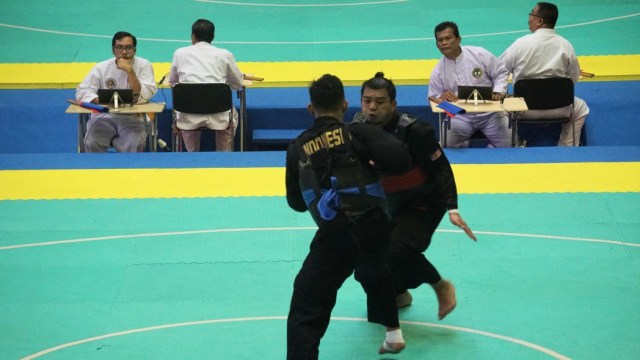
[
  {"xmin": 2, "ymin": 2, "xmax": 640, "ymax": 358},
  {"xmin": 1, "ymin": 0, "xmax": 639, "ymax": 63},
  {"xmin": 1, "ymin": 194, "xmax": 639, "ymax": 359}
]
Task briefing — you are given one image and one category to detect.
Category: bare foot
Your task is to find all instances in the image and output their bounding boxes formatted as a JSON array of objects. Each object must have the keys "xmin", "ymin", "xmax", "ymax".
[
  {"xmin": 378, "ymin": 341, "xmax": 406, "ymax": 354},
  {"xmin": 433, "ymin": 279, "xmax": 456, "ymax": 320}
]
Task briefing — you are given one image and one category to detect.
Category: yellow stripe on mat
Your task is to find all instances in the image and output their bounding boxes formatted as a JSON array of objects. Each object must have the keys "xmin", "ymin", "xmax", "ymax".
[
  {"xmin": 454, "ymin": 162, "xmax": 640, "ymax": 194},
  {"xmin": 1, "ymin": 162, "xmax": 638, "ymax": 200},
  {"xmin": 1, "ymin": 55, "xmax": 638, "ymax": 89}
]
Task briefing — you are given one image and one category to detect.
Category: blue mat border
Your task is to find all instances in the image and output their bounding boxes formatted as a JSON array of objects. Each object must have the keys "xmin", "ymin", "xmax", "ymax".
[
  {"xmin": 2, "ymin": 81, "xmax": 640, "ymax": 153},
  {"xmin": 1, "ymin": 147, "xmax": 639, "ymax": 170}
]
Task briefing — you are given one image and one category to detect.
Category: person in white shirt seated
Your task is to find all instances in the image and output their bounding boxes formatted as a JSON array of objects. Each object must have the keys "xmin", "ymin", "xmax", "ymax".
[
  {"xmin": 76, "ymin": 31, "xmax": 157, "ymax": 152},
  {"xmin": 500, "ymin": 2, "xmax": 589, "ymax": 146},
  {"xmin": 428, "ymin": 21, "xmax": 511, "ymax": 148},
  {"xmin": 168, "ymin": 19, "xmax": 245, "ymax": 152}
]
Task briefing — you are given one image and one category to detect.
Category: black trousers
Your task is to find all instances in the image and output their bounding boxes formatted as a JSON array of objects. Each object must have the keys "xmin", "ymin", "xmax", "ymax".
[
  {"xmin": 388, "ymin": 190, "xmax": 447, "ymax": 294},
  {"xmin": 287, "ymin": 208, "xmax": 398, "ymax": 360}
]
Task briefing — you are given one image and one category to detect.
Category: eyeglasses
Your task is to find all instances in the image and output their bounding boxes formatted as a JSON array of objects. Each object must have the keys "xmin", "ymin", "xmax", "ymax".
[
  {"xmin": 529, "ymin": 12, "xmax": 543, "ymax": 19},
  {"xmin": 113, "ymin": 45, "xmax": 135, "ymax": 52}
]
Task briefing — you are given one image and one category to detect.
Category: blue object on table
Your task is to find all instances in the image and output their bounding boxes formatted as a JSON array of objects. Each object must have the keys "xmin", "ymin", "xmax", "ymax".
[
  {"xmin": 437, "ymin": 102, "xmax": 466, "ymax": 116},
  {"xmin": 81, "ymin": 102, "xmax": 109, "ymax": 113}
]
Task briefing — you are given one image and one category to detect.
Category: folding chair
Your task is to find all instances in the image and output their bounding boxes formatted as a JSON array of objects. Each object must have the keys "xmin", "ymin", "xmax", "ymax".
[
  {"xmin": 511, "ymin": 77, "xmax": 575, "ymax": 146},
  {"xmin": 171, "ymin": 83, "xmax": 233, "ymax": 152}
]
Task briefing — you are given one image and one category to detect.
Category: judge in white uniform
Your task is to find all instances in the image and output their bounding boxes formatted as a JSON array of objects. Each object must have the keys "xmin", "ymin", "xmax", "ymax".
[
  {"xmin": 428, "ymin": 21, "xmax": 512, "ymax": 148},
  {"xmin": 169, "ymin": 19, "xmax": 244, "ymax": 152},
  {"xmin": 500, "ymin": 2, "xmax": 589, "ymax": 146},
  {"xmin": 76, "ymin": 31, "xmax": 156, "ymax": 152}
]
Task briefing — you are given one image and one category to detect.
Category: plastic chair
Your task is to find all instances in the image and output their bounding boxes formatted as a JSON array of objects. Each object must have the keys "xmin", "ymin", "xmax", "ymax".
[
  {"xmin": 512, "ymin": 77, "xmax": 575, "ymax": 146},
  {"xmin": 172, "ymin": 83, "xmax": 233, "ymax": 152}
]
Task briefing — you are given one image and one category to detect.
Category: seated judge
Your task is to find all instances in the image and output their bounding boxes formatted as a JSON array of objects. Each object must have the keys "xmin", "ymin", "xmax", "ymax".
[
  {"xmin": 76, "ymin": 31, "xmax": 156, "ymax": 152},
  {"xmin": 168, "ymin": 19, "xmax": 245, "ymax": 152}
]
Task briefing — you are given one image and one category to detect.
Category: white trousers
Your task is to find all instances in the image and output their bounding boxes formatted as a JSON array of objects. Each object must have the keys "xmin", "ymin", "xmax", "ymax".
[
  {"xmin": 521, "ymin": 96, "xmax": 589, "ymax": 146},
  {"xmin": 180, "ymin": 109, "xmax": 238, "ymax": 152}
]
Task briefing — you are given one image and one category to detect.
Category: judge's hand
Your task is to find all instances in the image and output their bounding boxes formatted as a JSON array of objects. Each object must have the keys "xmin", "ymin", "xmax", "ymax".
[
  {"xmin": 116, "ymin": 58, "xmax": 134, "ymax": 74},
  {"xmin": 439, "ymin": 91, "xmax": 458, "ymax": 103},
  {"xmin": 492, "ymin": 92, "xmax": 506, "ymax": 101}
]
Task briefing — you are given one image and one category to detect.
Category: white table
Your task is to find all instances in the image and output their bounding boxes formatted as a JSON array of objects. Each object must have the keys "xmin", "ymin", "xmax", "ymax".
[
  {"xmin": 65, "ymin": 102, "xmax": 166, "ymax": 152},
  {"xmin": 430, "ymin": 97, "xmax": 529, "ymax": 147}
]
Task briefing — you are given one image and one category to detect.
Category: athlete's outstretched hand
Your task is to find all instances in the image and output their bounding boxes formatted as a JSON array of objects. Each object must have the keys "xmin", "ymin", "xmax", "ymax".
[{"xmin": 449, "ymin": 212, "xmax": 477, "ymax": 241}]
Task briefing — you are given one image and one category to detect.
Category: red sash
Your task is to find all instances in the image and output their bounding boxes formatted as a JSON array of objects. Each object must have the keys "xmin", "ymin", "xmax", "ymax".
[{"xmin": 380, "ymin": 166, "xmax": 428, "ymax": 192}]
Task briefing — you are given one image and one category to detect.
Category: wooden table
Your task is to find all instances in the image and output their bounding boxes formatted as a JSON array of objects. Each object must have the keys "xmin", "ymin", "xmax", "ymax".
[
  {"xmin": 65, "ymin": 102, "xmax": 166, "ymax": 152},
  {"xmin": 430, "ymin": 97, "xmax": 529, "ymax": 147}
]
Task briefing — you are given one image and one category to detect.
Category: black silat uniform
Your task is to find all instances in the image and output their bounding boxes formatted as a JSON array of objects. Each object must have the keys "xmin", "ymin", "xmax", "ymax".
[
  {"xmin": 285, "ymin": 116, "xmax": 411, "ymax": 360},
  {"xmin": 354, "ymin": 111, "xmax": 459, "ymax": 294}
]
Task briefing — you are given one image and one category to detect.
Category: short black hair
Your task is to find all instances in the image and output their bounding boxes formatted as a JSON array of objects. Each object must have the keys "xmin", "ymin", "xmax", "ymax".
[
  {"xmin": 361, "ymin": 72, "xmax": 396, "ymax": 102},
  {"xmin": 537, "ymin": 2, "xmax": 559, "ymax": 28},
  {"xmin": 309, "ymin": 74, "xmax": 345, "ymax": 112},
  {"xmin": 112, "ymin": 31, "xmax": 136, "ymax": 47},
  {"xmin": 434, "ymin": 21, "xmax": 460, "ymax": 38},
  {"xmin": 192, "ymin": 19, "xmax": 215, "ymax": 43}
]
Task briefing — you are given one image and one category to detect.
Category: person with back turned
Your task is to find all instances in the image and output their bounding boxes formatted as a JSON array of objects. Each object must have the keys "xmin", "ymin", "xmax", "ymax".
[
  {"xmin": 500, "ymin": 2, "xmax": 589, "ymax": 146},
  {"xmin": 169, "ymin": 18, "xmax": 244, "ymax": 151},
  {"xmin": 285, "ymin": 74, "xmax": 412, "ymax": 358}
]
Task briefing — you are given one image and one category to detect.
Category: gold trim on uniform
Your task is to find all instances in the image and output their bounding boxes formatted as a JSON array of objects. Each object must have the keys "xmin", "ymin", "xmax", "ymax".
[{"xmin": 302, "ymin": 127, "xmax": 345, "ymax": 156}]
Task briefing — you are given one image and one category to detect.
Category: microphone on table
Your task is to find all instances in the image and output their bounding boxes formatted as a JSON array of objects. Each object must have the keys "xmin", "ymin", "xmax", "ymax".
[
  {"xmin": 158, "ymin": 73, "xmax": 169, "ymax": 86},
  {"xmin": 157, "ymin": 139, "xmax": 171, "ymax": 152}
]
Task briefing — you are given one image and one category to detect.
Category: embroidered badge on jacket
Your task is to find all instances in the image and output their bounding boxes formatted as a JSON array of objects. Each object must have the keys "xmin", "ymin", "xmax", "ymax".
[
  {"xmin": 105, "ymin": 78, "xmax": 117, "ymax": 88},
  {"xmin": 472, "ymin": 67, "xmax": 483, "ymax": 79}
]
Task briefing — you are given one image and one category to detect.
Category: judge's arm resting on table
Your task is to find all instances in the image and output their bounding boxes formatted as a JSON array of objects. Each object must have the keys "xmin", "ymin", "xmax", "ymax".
[{"xmin": 429, "ymin": 91, "xmax": 457, "ymax": 104}]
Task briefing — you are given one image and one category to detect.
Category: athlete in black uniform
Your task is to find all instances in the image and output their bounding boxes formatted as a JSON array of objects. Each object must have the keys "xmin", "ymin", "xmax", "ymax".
[
  {"xmin": 285, "ymin": 74, "xmax": 412, "ymax": 359},
  {"xmin": 353, "ymin": 72, "xmax": 477, "ymax": 321}
]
